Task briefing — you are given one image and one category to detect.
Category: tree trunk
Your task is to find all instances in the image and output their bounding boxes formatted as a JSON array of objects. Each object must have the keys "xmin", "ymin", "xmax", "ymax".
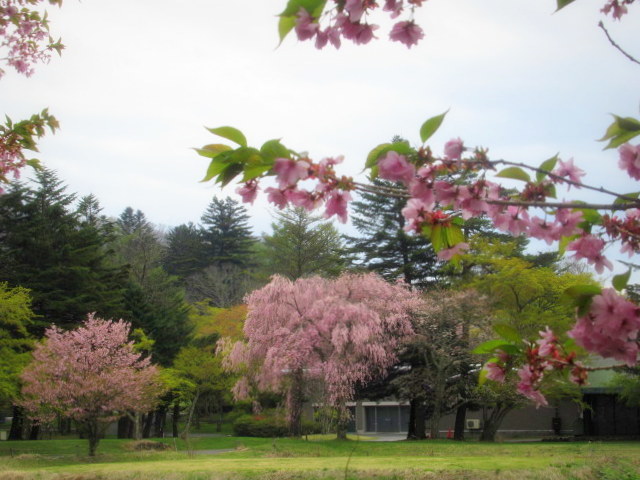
[
  {"xmin": 117, "ymin": 416, "xmax": 132, "ymax": 439},
  {"xmin": 287, "ymin": 370, "xmax": 304, "ymax": 438},
  {"xmin": 406, "ymin": 399, "xmax": 418, "ymax": 440},
  {"xmin": 86, "ymin": 420, "xmax": 101, "ymax": 457},
  {"xmin": 142, "ymin": 412, "xmax": 153, "ymax": 438},
  {"xmin": 28, "ymin": 424, "xmax": 39, "ymax": 440},
  {"xmin": 172, "ymin": 402, "xmax": 180, "ymax": 438},
  {"xmin": 154, "ymin": 406, "xmax": 166, "ymax": 438},
  {"xmin": 415, "ymin": 403, "xmax": 427, "ymax": 440},
  {"xmin": 480, "ymin": 406, "xmax": 512, "ymax": 442},
  {"xmin": 453, "ymin": 404, "xmax": 467, "ymax": 441},
  {"xmin": 8, "ymin": 405, "xmax": 25, "ymax": 440},
  {"xmin": 335, "ymin": 401, "xmax": 349, "ymax": 440},
  {"xmin": 126, "ymin": 412, "xmax": 142, "ymax": 440}
]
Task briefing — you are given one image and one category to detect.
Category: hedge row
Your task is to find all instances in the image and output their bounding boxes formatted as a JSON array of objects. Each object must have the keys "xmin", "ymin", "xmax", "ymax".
[{"xmin": 232, "ymin": 415, "xmax": 323, "ymax": 437}]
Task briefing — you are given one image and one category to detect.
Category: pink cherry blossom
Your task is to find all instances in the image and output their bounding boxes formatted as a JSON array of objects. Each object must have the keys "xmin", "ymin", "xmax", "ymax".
[
  {"xmin": 324, "ymin": 190, "xmax": 351, "ymax": 223},
  {"xmin": 553, "ymin": 158, "xmax": 585, "ymax": 186},
  {"xmin": 389, "ymin": 21, "xmax": 424, "ymax": 48},
  {"xmin": 436, "ymin": 242, "xmax": 469, "ymax": 260},
  {"xmin": 344, "ymin": 0, "xmax": 365, "ymax": 22},
  {"xmin": 566, "ymin": 235, "xmax": 613, "ymax": 274},
  {"xmin": 378, "ymin": 151, "xmax": 415, "ymax": 184},
  {"xmin": 273, "ymin": 157, "xmax": 310, "ymax": 187},
  {"xmin": 618, "ymin": 143, "xmax": 640, "ymax": 180},
  {"xmin": 383, "ymin": 0, "xmax": 404, "ymax": 18},
  {"xmin": 537, "ymin": 327, "xmax": 557, "ymax": 357},
  {"xmin": 295, "ymin": 8, "xmax": 319, "ymax": 41},
  {"xmin": 516, "ymin": 365, "xmax": 548, "ymax": 408},
  {"xmin": 236, "ymin": 181, "xmax": 258, "ymax": 204},
  {"xmin": 443, "ymin": 138, "xmax": 464, "ymax": 160},
  {"xmin": 601, "ymin": 0, "xmax": 629, "ymax": 19},
  {"xmin": 485, "ymin": 362, "xmax": 506, "ymax": 383},
  {"xmin": 265, "ymin": 187, "xmax": 289, "ymax": 209}
]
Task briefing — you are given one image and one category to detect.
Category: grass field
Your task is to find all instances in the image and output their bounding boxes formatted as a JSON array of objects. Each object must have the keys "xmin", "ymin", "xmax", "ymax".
[{"xmin": 1, "ymin": 435, "xmax": 639, "ymax": 480}]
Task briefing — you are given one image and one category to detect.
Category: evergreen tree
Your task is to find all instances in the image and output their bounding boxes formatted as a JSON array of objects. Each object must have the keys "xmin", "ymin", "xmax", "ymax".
[
  {"xmin": 117, "ymin": 207, "xmax": 151, "ymax": 235},
  {"xmin": 163, "ymin": 222, "xmax": 205, "ymax": 280},
  {"xmin": 0, "ymin": 170, "xmax": 126, "ymax": 332},
  {"xmin": 344, "ymin": 179, "xmax": 440, "ymax": 288},
  {"xmin": 261, "ymin": 207, "xmax": 345, "ymax": 280},
  {"xmin": 200, "ymin": 196, "xmax": 255, "ymax": 269}
]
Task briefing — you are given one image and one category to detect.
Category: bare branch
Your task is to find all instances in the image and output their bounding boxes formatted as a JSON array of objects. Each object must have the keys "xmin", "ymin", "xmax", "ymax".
[{"xmin": 598, "ymin": 21, "xmax": 640, "ymax": 66}]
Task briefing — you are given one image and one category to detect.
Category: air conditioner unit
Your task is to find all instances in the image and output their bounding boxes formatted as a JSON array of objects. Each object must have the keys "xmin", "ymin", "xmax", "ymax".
[{"xmin": 466, "ymin": 419, "xmax": 481, "ymax": 430}]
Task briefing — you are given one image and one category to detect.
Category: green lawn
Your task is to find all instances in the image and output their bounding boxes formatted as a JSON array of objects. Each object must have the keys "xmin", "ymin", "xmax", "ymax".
[{"xmin": 1, "ymin": 436, "xmax": 639, "ymax": 480}]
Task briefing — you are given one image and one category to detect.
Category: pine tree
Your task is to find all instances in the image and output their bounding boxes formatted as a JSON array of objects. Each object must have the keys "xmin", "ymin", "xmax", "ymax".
[
  {"xmin": 0, "ymin": 170, "xmax": 126, "ymax": 332},
  {"xmin": 163, "ymin": 222, "xmax": 205, "ymax": 280},
  {"xmin": 261, "ymin": 207, "xmax": 345, "ymax": 280},
  {"xmin": 200, "ymin": 196, "xmax": 255, "ymax": 269},
  {"xmin": 344, "ymin": 179, "xmax": 440, "ymax": 288}
]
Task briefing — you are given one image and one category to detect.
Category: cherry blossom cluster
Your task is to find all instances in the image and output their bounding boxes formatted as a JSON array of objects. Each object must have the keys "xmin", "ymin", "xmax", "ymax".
[
  {"xmin": 486, "ymin": 328, "xmax": 588, "ymax": 408},
  {"xmin": 0, "ymin": 0, "xmax": 63, "ymax": 78},
  {"xmin": 293, "ymin": 0, "xmax": 426, "ymax": 49},
  {"xmin": 569, "ymin": 288, "xmax": 640, "ymax": 366},
  {"xmin": 601, "ymin": 0, "xmax": 635, "ymax": 19},
  {"xmin": 374, "ymin": 139, "xmax": 640, "ymax": 263},
  {"xmin": 236, "ymin": 155, "xmax": 355, "ymax": 223}
]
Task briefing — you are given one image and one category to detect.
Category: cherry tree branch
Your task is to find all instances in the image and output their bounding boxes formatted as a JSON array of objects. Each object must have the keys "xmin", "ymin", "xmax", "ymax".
[
  {"xmin": 598, "ymin": 21, "xmax": 640, "ymax": 66},
  {"xmin": 491, "ymin": 159, "xmax": 640, "ymax": 204}
]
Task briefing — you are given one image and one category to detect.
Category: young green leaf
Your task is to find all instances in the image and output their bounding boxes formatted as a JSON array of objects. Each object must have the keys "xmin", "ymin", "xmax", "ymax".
[
  {"xmin": 218, "ymin": 163, "xmax": 244, "ymax": 187},
  {"xmin": 419, "ymin": 110, "xmax": 448, "ymax": 144},
  {"xmin": 612, "ymin": 269, "xmax": 632, "ymax": 292},
  {"xmin": 556, "ymin": 0, "xmax": 576, "ymax": 10},
  {"xmin": 194, "ymin": 143, "xmax": 233, "ymax": 159},
  {"xmin": 200, "ymin": 154, "xmax": 232, "ymax": 183},
  {"xmin": 260, "ymin": 139, "xmax": 289, "ymax": 162},
  {"xmin": 536, "ymin": 155, "xmax": 558, "ymax": 182},
  {"xmin": 496, "ymin": 167, "xmax": 531, "ymax": 183},
  {"xmin": 364, "ymin": 142, "xmax": 413, "ymax": 170},
  {"xmin": 207, "ymin": 126, "xmax": 248, "ymax": 148},
  {"xmin": 493, "ymin": 324, "xmax": 521, "ymax": 343},
  {"xmin": 242, "ymin": 164, "xmax": 273, "ymax": 182},
  {"xmin": 278, "ymin": 15, "xmax": 296, "ymax": 44},
  {"xmin": 600, "ymin": 115, "xmax": 640, "ymax": 150}
]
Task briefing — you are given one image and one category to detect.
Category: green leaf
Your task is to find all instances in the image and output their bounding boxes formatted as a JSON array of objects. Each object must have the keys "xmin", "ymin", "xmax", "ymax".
[
  {"xmin": 614, "ymin": 192, "xmax": 640, "ymax": 205},
  {"xmin": 242, "ymin": 164, "xmax": 273, "ymax": 182},
  {"xmin": 472, "ymin": 339, "xmax": 517, "ymax": 355},
  {"xmin": 613, "ymin": 269, "xmax": 632, "ymax": 292},
  {"xmin": 493, "ymin": 324, "xmax": 521, "ymax": 343},
  {"xmin": 478, "ymin": 364, "xmax": 489, "ymax": 385},
  {"xmin": 365, "ymin": 142, "xmax": 413, "ymax": 170},
  {"xmin": 278, "ymin": 15, "xmax": 296, "ymax": 44},
  {"xmin": 564, "ymin": 284, "xmax": 602, "ymax": 316},
  {"xmin": 279, "ymin": 0, "xmax": 327, "ymax": 17},
  {"xmin": 536, "ymin": 155, "xmax": 558, "ymax": 182},
  {"xmin": 430, "ymin": 225, "xmax": 444, "ymax": 252},
  {"xmin": 419, "ymin": 110, "xmax": 448, "ymax": 144},
  {"xmin": 600, "ymin": 115, "xmax": 640, "ymax": 150},
  {"xmin": 218, "ymin": 163, "xmax": 244, "ymax": 187},
  {"xmin": 496, "ymin": 167, "xmax": 531, "ymax": 183},
  {"xmin": 444, "ymin": 224, "xmax": 465, "ymax": 247},
  {"xmin": 207, "ymin": 126, "xmax": 248, "ymax": 148},
  {"xmin": 564, "ymin": 284, "xmax": 602, "ymax": 299},
  {"xmin": 260, "ymin": 139, "xmax": 289, "ymax": 162},
  {"xmin": 200, "ymin": 153, "xmax": 232, "ymax": 183},
  {"xmin": 556, "ymin": 0, "xmax": 576, "ymax": 10},
  {"xmin": 194, "ymin": 143, "xmax": 233, "ymax": 159}
]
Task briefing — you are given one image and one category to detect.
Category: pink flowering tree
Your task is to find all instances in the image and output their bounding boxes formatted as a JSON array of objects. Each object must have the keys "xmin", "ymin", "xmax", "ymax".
[
  {"xmin": 196, "ymin": 1, "xmax": 640, "ymax": 407},
  {"xmin": 0, "ymin": 0, "xmax": 64, "ymax": 192},
  {"xmin": 277, "ymin": 0, "xmax": 635, "ymax": 50},
  {"xmin": 223, "ymin": 273, "xmax": 422, "ymax": 438},
  {"xmin": 20, "ymin": 314, "xmax": 163, "ymax": 456}
]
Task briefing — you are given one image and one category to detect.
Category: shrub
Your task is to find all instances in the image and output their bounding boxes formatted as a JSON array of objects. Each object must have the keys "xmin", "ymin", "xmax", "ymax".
[{"xmin": 232, "ymin": 414, "xmax": 322, "ymax": 437}]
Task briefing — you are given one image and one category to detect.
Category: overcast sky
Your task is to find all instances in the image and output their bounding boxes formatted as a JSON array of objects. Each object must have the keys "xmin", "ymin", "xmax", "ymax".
[{"xmin": 2, "ymin": 0, "xmax": 639, "ymax": 279}]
